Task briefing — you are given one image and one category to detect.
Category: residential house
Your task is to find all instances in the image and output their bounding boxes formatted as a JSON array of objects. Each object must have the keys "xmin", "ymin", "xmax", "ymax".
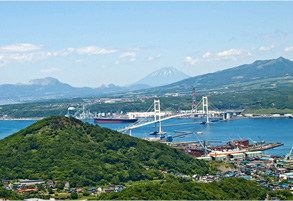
[
  {"xmin": 88, "ymin": 188, "xmax": 97, "ymax": 194},
  {"xmin": 64, "ymin": 182, "xmax": 70, "ymax": 189},
  {"xmin": 105, "ymin": 185, "xmax": 115, "ymax": 192},
  {"xmin": 1, "ymin": 179, "xmax": 9, "ymax": 183},
  {"xmin": 47, "ymin": 181, "xmax": 54, "ymax": 187},
  {"xmin": 98, "ymin": 186, "xmax": 103, "ymax": 192}
]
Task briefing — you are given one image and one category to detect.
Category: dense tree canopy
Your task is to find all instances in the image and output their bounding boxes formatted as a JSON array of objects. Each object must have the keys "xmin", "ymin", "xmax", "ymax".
[
  {"xmin": 98, "ymin": 178, "xmax": 267, "ymax": 200},
  {"xmin": 0, "ymin": 116, "xmax": 214, "ymax": 187},
  {"xmin": 0, "ymin": 187, "xmax": 23, "ymax": 200}
]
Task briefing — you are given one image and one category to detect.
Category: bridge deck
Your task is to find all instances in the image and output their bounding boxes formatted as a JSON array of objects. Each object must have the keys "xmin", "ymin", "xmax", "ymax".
[{"xmin": 118, "ymin": 113, "xmax": 195, "ymax": 132}]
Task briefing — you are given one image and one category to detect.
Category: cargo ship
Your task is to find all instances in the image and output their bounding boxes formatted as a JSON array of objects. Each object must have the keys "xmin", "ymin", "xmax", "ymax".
[{"xmin": 94, "ymin": 117, "xmax": 138, "ymax": 123}]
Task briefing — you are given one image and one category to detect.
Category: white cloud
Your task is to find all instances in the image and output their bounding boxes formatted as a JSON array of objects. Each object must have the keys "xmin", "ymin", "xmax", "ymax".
[
  {"xmin": 184, "ymin": 56, "xmax": 199, "ymax": 65},
  {"xmin": 74, "ymin": 46, "xmax": 117, "ymax": 55},
  {"xmin": 216, "ymin": 48, "xmax": 243, "ymax": 57},
  {"xmin": 114, "ymin": 61, "xmax": 119, "ymax": 65},
  {"xmin": 212, "ymin": 48, "xmax": 252, "ymax": 61},
  {"xmin": 285, "ymin": 46, "xmax": 293, "ymax": 52},
  {"xmin": 6, "ymin": 52, "xmax": 49, "ymax": 62},
  {"xmin": 0, "ymin": 44, "xmax": 141, "ymax": 67},
  {"xmin": 0, "ymin": 55, "xmax": 5, "ymax": 67},
  {"xmin": 120, "ymin": 52, "xmax": 136, "ymax": 58},
  {"xmin": 0, "ymin": 43, "xmax": 41, "ymax": 52},
  {"xmin": 184, "ymin": 48, "xmax": 252, "ymax": 65},
  {"xmin": 0, "ymin": 44, "xmax": 121, "ymax": 67},
  {"xmin": 146, "ymin": 56, "xmax": 154, "ymax": 61},
  {"xmin": 202, "ymin": 52, "xmax": 212, "ymax": 58},
  {"xmin": 40, "ymin": 67, "xmax": 60, "ymax": 73},
  {"xmin": 47, "ymin": 46, "xmax": 117, "ymax": 57},
  {"xmin": 146, "ymin": 54, "xmax": 161, "ymax": 62},
  {"xmin": 259, "ymin": 45, "xmax": 275, "ymax": 51},
  {"xmin": 49, "ymin": 49, "xmax": 72, "ymax": 57},
  {"xmin": 0, "ymin": 52, "xmax": 50, "ymax": 67}
]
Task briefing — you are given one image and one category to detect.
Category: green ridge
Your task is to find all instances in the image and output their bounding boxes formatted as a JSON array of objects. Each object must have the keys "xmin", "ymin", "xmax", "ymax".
[
  {"xmin": 97, "ymin": 178, "xmax": 267, "ymax": 200},
  {"xmin": 0, "ymin": 116, "xmax": 213, "ymax": 187}
]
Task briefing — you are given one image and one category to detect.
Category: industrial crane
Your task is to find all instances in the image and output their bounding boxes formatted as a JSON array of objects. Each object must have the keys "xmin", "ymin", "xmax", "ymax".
[
  {"xmin": 195, "ymin": 132, "xmax": 222, "ymax": 156},
  {"xmin": 248, "ymin": 137, "xmax": 257, "ymax": 144},
  {"xmin": 258, "ymin": 136, "xmax": 265, "ymax": 148},
  {"xmin": 285, "ymin": 146, "xmax": 293, "ymax": 161},
  {"xmin": 227, "ymin": 133, "xmax": 238, "ymax": 149}
]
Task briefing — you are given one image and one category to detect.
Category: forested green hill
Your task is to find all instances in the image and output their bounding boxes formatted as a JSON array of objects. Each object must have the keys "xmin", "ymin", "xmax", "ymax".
[
  {"xmin": 98, "ymin": 178, "xmax": 267, "ymax": 200},
  {"xmin": 0, "ymin": 116, "xmax": 214, "ymax": 187}
]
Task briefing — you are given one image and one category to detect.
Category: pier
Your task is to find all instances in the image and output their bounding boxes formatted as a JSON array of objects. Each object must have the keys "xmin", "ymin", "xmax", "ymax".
[{"xmin": 248, "ymin": 142, "xmax": 284, "ymax": 151}]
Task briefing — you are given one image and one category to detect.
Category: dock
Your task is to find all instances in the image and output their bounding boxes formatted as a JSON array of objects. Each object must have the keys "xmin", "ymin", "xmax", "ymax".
[{"xmin": 248, "ymin": 142, "xmax": 284, "ymax": 151}]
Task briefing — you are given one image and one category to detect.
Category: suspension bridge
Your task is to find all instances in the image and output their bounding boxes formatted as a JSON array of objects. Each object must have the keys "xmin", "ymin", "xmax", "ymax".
[{"xmin": 117, "ymin": 93, "xmax": 239, "ymax": 135}]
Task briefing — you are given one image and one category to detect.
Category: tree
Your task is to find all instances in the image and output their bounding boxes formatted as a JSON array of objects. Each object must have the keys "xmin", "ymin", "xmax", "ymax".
[
  {"xmin": 48, "ymin": 188, "xmax": 54, "ymax": 194},
  {"xmin": 70, "ymin": 192, "xmax": 78, "ymax": 199},
  {"xmin": 83, "ymin": 191, "xmax": 91, "ymax": 196}
]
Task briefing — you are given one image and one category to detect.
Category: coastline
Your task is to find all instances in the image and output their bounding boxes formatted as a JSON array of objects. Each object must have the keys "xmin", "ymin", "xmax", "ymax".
[{"xmin": 0, "ymin": 115, "xmax": 292, "ymax": 121}]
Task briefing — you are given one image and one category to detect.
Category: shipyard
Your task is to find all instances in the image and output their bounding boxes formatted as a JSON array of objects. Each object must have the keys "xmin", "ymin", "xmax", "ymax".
[{"xmin": 58, "ymin": 89, "xmax": 291, "ymax": 164}]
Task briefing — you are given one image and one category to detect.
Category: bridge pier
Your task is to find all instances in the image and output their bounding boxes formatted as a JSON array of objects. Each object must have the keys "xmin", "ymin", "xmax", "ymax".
[{"xmin": 202, "ymin": 96, "xmax": 210, "ymax": 123}]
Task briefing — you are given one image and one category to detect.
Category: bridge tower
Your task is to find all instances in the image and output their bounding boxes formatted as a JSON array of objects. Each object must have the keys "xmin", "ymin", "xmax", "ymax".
[
  {"xmin": 202, "ymin": 96, "xmax": 210, "ymax": 123},
  {"xmin": 192, "ymin": 87, "xmax": 197, "ymax": 113},
  {"xmin": 154, "ymin": 100, "xmax": 162, "ymax": 133}
]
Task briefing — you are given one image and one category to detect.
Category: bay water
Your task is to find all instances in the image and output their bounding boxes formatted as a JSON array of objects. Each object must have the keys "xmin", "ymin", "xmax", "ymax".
[{"xmin": 0, "ymin": 118, "xmax": 292, "ymax": 156}]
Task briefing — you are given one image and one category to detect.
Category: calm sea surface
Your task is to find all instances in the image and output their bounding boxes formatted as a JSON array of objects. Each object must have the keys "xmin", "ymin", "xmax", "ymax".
[{"xmin": 0, "ymin": 118, "xmax": 292, "ymax": 156}]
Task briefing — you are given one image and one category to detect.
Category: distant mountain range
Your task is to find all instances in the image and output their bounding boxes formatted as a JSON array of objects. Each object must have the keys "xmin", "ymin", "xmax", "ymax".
[
  {"xmin": 0, "ymin": 57, "xmax": 292, "ymax": 103},
  {"xmin": 0, "ymin": 77, "xmax": 142, "ymax": 102},
  {"xmin": 138, "ymin": 57, "xmax": 293, "ymax": 95},
  {"xmin": 132, "ymin": 67, "xmax": 190, "ymax": 87},
  {"xmin": 0, "ymin": 77, "xmax": 94, "ymax": 101},
  {"xmin": 0, "ymin": 67, "xmax": 189, "ymax": 103}
]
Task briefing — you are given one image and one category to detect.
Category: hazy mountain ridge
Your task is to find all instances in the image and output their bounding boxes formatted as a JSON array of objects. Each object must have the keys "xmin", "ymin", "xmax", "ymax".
[
  {"xmin": 27, "ymin": 77, "xmax": 63, "ymax": 86},
  {"xmin": 0, "ymin": 78, "xmax": 147, "ymax": 102},
  {"xmin": 0, "ymin": 67, "xmax": 188, "ymax": 103},
  {"xmin": 0, "ymin": 78, "xmax": 94, "ymax": 101},
  {"xmin": 132, "ymin": 67, "xmax": 190, "ymax": 87},
  {"xmin": 139, "ymin": 57, "xmax": 293, "ymax": 95},
  {"xmin": 0, "ymin": 58, "xmax": 292, "ymax": 103}
]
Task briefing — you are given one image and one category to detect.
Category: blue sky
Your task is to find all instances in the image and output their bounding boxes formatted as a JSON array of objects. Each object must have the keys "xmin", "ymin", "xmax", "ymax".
[{"xmin": 0, "ymin": 2, "xmax": 293, "ymax": 87}]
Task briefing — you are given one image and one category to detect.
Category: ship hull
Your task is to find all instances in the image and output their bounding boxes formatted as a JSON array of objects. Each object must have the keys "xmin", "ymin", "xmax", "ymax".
[{"xmin": 94, "ymin": 118, "xmax": 138, "ymax": 123}]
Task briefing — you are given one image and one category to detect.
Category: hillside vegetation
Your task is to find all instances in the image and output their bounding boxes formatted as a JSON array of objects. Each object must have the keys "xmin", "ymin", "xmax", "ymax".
[
  {"xmin": 98, "ymin": 178, "xmax": 267, "ymax": 200},
  {"xmin": 1, "ymin": 86, "xmax": 292, "ymax": 118},
  {"xmin": 0, "ymin": 186, "xmax": 23, "ymax": 200},
  {"xmin": 0, "ymin": 116, "xmax": 214, "ymax": 187}
]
